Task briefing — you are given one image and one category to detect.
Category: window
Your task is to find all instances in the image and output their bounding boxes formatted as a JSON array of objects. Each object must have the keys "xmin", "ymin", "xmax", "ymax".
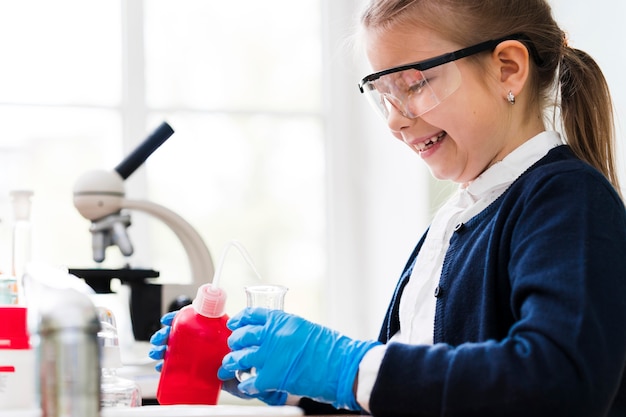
[{"xmin": 0, "ymin": 0, "xmax": 326, "ymax": 322}]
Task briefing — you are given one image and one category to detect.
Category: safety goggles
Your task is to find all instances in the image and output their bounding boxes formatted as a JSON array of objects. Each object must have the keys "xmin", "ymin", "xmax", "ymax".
[{"xmin": 358, "ymin": 34, "xmax": 533, "ymax": 119}]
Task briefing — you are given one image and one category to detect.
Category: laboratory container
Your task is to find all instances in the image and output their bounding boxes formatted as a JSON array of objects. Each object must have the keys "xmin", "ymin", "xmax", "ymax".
[
  {"xmin": 157, "ymin": 283, "xmax": 231, "ymax": 405},
  {"xmin": 35, "ymin": 280, "xmax": 101, "ymax": 417},
  {"xmin": 0, "ymin": 276, "xmax": 18, "ymax": 304},
  {"xmin": 0, "ymin": 190, "xmax": 33, "ymax": 305},
  {"xmin": 98, "ymin": 307, "xmax": 142, "ymax": 408},
  {"xmin": 0, "ymin": 306, "xmax": 36, "ymax": 411}
]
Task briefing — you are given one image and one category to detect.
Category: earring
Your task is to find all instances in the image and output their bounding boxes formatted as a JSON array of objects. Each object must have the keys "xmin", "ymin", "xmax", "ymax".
[{"xmin": 507, "ymin": 90, "xmax": 516, "ymax": 105}]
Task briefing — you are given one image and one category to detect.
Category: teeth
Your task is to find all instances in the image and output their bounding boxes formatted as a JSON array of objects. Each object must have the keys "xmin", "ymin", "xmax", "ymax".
[{"xmin": 416, "ymin": 132, "xmax": 445, "ymax": 151}]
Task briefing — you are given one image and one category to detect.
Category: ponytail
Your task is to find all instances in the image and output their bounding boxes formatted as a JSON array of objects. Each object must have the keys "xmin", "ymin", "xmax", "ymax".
[{"xmin": 559, "ymin": 47, "xmax": 621, "ymax": 195}]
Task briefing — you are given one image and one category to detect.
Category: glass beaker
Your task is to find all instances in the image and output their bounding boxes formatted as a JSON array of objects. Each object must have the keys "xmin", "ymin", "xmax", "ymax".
[
  {"xmin": 244, "ymin": 284, "xmax": 288, "ymax": 310},
  {"xmin": 235, "ymin": 284, "xmax": 288, "ymax": 382}
]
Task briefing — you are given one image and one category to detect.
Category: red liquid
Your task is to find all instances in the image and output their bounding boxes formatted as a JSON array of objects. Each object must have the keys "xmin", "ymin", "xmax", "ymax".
[{"xmin": 157, "ymin": 306, "xmax": 231, "ymax": 405}]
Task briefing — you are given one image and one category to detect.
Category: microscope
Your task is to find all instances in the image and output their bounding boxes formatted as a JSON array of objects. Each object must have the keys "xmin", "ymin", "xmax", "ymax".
[{"xmin": 70, "ymin": 122, "xmax": 215, "ymax": 346}]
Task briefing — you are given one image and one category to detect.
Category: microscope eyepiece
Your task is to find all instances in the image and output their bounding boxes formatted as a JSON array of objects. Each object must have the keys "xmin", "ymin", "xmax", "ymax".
[{"xmin": 115, "ymin": 121, "xmax": 174, "ymax": 180}]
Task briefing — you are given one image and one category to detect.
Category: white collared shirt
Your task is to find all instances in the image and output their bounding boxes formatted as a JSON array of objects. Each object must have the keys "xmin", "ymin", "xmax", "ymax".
[{"xmin": 356, "ymin": 131, "xmax": 563, "ymax": 412}]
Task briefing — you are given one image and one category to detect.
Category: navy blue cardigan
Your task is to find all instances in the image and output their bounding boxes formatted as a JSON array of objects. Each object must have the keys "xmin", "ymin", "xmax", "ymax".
[{"xmin": 369, "ymin": 146, "xmax": 626, "ymax": 417}]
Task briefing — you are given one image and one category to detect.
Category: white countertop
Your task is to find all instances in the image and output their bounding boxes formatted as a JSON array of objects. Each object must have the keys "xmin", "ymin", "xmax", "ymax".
[
  {"xmin": 2, "ymin": 405, "xmax": 303, "ymax": 417},
  {"xmin": 102, "ymin": 405, "xmax": 303, "ymax": 417}
]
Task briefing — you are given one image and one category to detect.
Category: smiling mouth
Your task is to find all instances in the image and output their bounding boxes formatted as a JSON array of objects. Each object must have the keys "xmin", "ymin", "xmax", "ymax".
[{"xmin": 416, "ymin": 131, "xmax": 446, "ymax": 152}]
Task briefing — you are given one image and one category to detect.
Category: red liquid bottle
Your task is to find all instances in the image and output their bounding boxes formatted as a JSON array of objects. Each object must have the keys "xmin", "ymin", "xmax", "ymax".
[{"xmin": 157, "ymin": 284, "xmax": 231, "ymax": 405}]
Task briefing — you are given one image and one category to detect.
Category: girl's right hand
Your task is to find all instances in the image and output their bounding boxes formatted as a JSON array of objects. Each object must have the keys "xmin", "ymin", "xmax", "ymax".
[{"xmin": 148, "ymin": 310, "xmax": 177, "ymax": 371}]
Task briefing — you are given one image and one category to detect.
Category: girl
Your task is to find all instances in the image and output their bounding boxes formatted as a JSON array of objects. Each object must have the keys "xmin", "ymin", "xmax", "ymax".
[{"xmin": 153, "ymin": 1, "xmax": 626, "ymax": 415}]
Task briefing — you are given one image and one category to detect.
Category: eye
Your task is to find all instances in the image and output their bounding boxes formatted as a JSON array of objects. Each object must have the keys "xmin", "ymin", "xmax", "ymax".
[
  {"xmin": 401, "ymin": 69, "xmax": 428, "ymax": 95},
  {"xmin": 408, "ymin": 79, "xmax": 428, "ymax": 95}
]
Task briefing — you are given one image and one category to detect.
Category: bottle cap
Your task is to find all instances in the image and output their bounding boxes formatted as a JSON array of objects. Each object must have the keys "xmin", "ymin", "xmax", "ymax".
[
  {"xmin": 192, "ymin": 284, "xmax": 227, "ymax": 318},
  {"xmin": 0, "ymin": 306, "xmax": 30, "ymax": 349}
]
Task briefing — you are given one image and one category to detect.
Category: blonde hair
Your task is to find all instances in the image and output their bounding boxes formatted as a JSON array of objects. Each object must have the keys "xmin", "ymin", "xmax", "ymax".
[{"xmin": 361, "ymin": 0, "xmax": 621, "ymax": 195}]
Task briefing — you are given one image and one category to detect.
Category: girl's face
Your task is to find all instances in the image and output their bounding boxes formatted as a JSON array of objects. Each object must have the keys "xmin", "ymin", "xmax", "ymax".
[{"xmin": 364, "ymin": 26, "xmax": 522, "ymax": 184}]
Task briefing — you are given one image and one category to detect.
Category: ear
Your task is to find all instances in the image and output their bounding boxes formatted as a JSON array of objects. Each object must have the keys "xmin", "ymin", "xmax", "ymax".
[{"xmin": 491, "ymin": 40, "xmax": 531, "ymax": 98}]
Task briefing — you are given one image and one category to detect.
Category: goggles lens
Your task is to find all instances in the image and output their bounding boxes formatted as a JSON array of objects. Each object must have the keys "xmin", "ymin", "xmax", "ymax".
[{"xmin": 361, "ymin": 60, "xmax": 462, "ymax": 119}]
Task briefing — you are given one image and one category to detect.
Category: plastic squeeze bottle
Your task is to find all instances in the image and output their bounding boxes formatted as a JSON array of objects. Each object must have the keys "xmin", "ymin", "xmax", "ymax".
[{"xmin": 156, "ymin": 283, "xmax": 231, "ymax": 405}]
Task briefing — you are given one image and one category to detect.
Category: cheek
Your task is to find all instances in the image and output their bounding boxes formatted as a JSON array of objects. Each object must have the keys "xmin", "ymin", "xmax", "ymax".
[{"xmin": 421, "ymin": 80, "xmax": 499, "ymax": 140}]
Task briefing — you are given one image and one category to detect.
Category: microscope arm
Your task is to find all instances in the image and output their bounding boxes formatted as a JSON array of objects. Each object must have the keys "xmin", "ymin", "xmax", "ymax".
[{"xmin": 120, "ymin": 198, "xmax": 215, "ymax": 285}]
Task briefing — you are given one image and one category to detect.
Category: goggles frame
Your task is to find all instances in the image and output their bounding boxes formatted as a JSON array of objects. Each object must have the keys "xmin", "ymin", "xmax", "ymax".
[{"xmin": 358, "ymin": 33, "xmax": 540, "ymax": 94}]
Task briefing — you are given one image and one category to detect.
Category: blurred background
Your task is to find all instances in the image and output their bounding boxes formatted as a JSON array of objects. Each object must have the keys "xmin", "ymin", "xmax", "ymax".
[{"xmin": 0, "ymin": 0, "xmax": 623, "ymax": 341}]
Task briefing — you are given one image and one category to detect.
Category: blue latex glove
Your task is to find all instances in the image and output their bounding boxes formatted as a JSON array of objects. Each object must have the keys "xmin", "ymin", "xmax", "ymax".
[
  {"xmin": 218, "ymin": 307, "xmax": 381, "ymax": 410},
  {"xmin": 148, "ymin": 311, "xmax": 177, "ymax": 371},
  {"xmin": 220, "ymin": 378, "xmax": 288, "ymax": 406},
  {"xmin": 148, "ymin": 310, "xmax": 287, "ymax": 406}
]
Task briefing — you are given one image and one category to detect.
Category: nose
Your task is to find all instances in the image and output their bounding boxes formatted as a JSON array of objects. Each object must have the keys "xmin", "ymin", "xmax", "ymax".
[{"xmin": 386, "ymin": 102, "xmax": 413, "ymax": 134}]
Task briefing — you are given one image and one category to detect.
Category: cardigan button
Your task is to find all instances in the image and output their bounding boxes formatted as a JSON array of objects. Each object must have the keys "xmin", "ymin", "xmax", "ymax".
[
  {"xmin": 434, "ymin": 285, "xmax": 442, "ymax": 297},
  {"xmin": 453, "ymin": 222, "xmax": 464, "ymax": 232}
]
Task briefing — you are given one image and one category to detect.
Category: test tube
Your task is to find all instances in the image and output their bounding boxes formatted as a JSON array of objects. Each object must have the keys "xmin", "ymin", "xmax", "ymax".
[{"xmin": 235, "ymin": 284, "xmax": 288, "ymax": 382}]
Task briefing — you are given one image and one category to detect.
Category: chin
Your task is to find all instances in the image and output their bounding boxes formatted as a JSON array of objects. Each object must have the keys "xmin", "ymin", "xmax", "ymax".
[{"xmin": 427, "ymin": 169, "xmax": 448, "ymax": 181}]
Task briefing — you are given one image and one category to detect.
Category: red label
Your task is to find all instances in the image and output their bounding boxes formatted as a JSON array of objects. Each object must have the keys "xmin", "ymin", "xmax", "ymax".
[{"xmin": 0, "ymin": 366, "xmax": 16, "ymax": 373}]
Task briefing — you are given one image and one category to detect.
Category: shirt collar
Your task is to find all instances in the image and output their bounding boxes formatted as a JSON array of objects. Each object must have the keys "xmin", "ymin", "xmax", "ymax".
[{"xmin": 465, "ymin": 131, "xmax": 563, "ymax": 199}]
